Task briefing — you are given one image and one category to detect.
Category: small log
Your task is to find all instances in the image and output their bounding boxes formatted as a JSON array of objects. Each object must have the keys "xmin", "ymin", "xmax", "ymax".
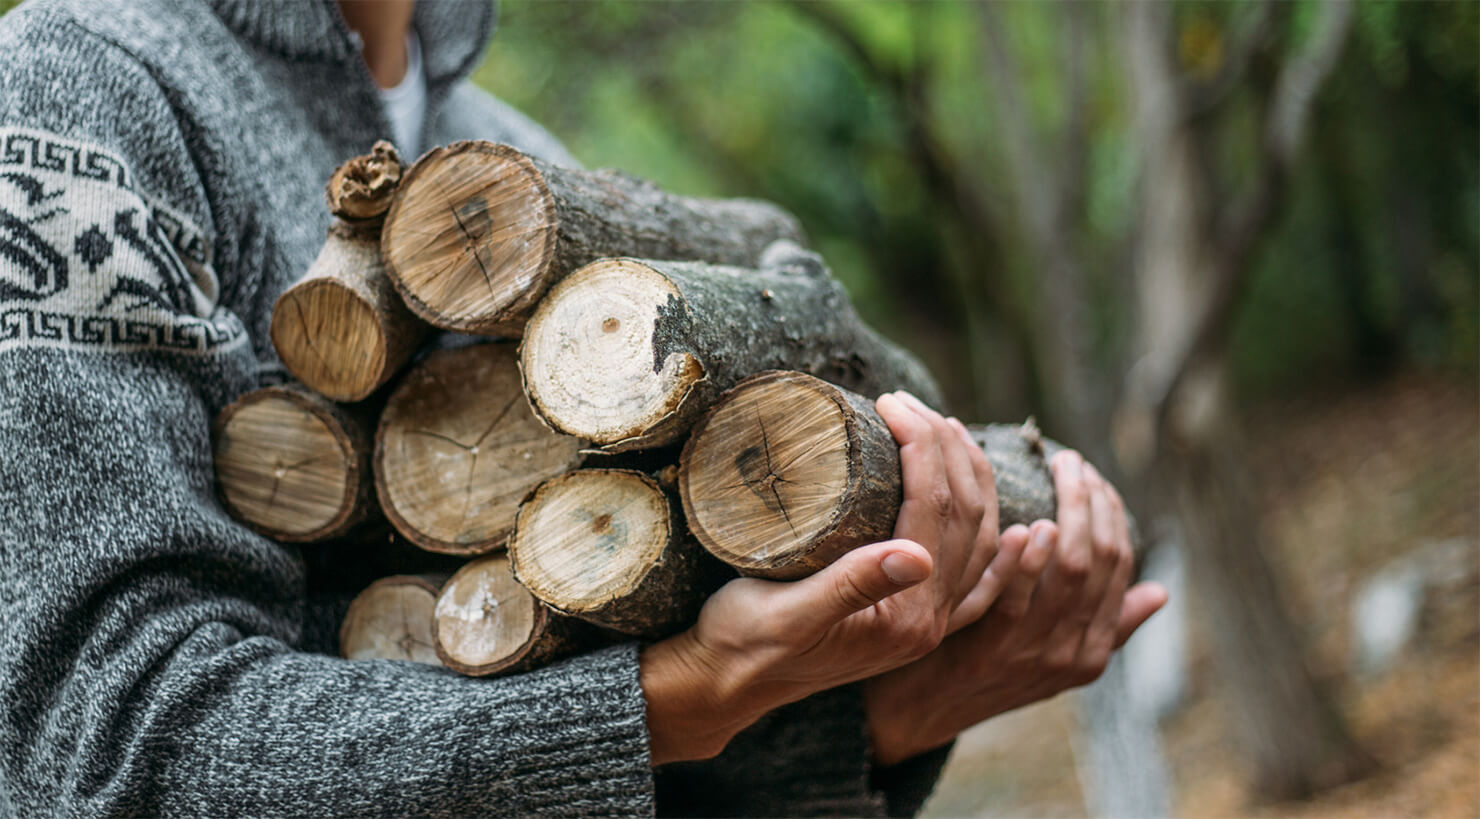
[
  {"xmin": 212, "ymin": 383, "xmax": 375, "ymax": 542},
  {"xmin": 374, "ymin": 341, "xmax": 586, "ymax": 555},
  {"xmin": 379, "ymin": 141, "xmax": 805, "ymax": 336},
  {"xmin": 520, "ymin": 247, "xmax": 942, "ymax": 452},
  {"xmin": 339, "ymin": 574, "xmax": 447, "ymax": 664},
  {"xmin": 508, "ymin": 469, "xmax": 731, "ymax": 639},
  {"xmin": 679, "ymin": 371, "xmax": 1125, "ymax": 579},
  {"xmin": 271, "ymin": 142, "xmax": 428, "ymax": 402},
  {"xmin": 432, "ymin": 554, "xmax": 595, "ymax": 676}
]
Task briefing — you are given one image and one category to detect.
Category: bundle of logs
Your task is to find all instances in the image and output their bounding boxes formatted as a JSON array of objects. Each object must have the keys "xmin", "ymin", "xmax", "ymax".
[{"xmin": 213, "ymin": 141, "xmax": 1096, "ymax": 678}]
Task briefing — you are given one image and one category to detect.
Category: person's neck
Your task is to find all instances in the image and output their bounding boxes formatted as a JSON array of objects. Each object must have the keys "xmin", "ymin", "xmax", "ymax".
[{"xmin": 337, "ymin": 0, "xmax": 416, "ymax": 89}]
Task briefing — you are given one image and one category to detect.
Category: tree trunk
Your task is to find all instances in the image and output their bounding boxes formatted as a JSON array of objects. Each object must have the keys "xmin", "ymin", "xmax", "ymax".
[
  {"xmin": 678, "ymin": 371, "xmax": 1102, "ymax": 579},
  {"xmin": 212, "ymin": 383, "xmax": 375, "ymax": 542},
  {"xmin": 520, "ymin": 244, "xmax": 942, "ymax": 452},
  {"xmin": 509, "ymin": 469, "xmax": 732, "ymax": 639},
  {"xmin": 432, "ymin": 553, "xmax": 600, "ymax": 677},
  {"xmin": 339, "ymin": 573, "xmax": 447, "ymax": 664},
  {"xmin": 374, "ymin": 341, "xmax": 586, "ymax": 556},
  {"xmin": 271, "ymin": 142, "xmax": 428, "ymax": 402},
  {"xmin": 380, "ymin": 140, "xmax": 805, "ymax": 336}
]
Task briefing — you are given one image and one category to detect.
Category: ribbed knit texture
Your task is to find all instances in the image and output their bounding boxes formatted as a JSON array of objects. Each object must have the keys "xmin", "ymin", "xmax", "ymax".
[{"xmin": 0, "ymin": 0, "xmax": 948, "ymax": 815}]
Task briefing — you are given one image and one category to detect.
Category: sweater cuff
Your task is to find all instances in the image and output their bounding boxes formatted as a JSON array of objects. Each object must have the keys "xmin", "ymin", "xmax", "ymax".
[{"xmin": 870, "ymin": 740, "xmax": 955, "ymax": 818}]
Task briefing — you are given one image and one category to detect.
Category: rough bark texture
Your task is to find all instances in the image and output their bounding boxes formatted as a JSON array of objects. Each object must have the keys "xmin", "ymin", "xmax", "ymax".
[
  {"xmin": 338, "ymin": 574, "xmax": 446, "ymax": 664},
  {"xmin": 374, "ymin": 341, "xmax": 587, "ymax": 556},
  {"xmin": 325, "ymin": 140, "xmax": 403, "ymax": 223},
  {"xmin": 380, "ymin": 141, "xmax": 806, "ymax": 336},
  {"xmin": 431, "ymin": 554, "xmax": 600, "ymax": 677},
  {"xmin": 681, "ymin": 372, "xmax": 1130, "ymax": 578},
  {"xmin": 212, "ymin": 383, "xmax": 376, "ymax": 542},
  {"xmin": 509, "ymin": 469, "xmax": 733, "ymax": 639},
  {"xmin": 521, "ymin": 246, "xmax": 943, "ymax": 452}
]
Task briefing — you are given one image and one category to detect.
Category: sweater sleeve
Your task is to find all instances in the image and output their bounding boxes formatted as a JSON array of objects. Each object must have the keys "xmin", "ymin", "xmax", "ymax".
[{"xmin": 0, "ymin": 12, "xmax": 654, "ymax": 817}]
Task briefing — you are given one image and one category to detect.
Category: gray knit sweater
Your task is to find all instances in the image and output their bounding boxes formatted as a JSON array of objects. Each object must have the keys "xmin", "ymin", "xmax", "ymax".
[{"xmin": 0, "ymin": 0, "xmax": 947, "ymax": 815}]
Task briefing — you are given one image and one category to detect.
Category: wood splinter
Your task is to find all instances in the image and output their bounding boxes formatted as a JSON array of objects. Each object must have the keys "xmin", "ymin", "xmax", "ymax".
[
  {"xmin": 340, "ymin": 574, "xmax": 447, "ymax": 664},
  {"xmin": 212, "ymin": 383, "xmax": 375, "ymax": 542},
  {"xmin": 272, "ymin": 141, "xmax": 429, "ymax": 402}
]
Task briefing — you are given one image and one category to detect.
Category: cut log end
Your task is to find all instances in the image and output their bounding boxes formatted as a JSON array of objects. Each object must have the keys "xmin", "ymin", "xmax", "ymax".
[
  {"xmin": 326, "ymin": 140, "xmax": 403, "ymax": 222},
  {"xmin": 510, "ymin": 469, "xmax": 672, "ymax": 616},
  {"xmin": 214, "ymin": 388, "xmax": 360, "ymax": 541},
  {"xmin": 339, "ymin": 575, "xmax": 442, "ymax": 664},
  {"xmin": 680, "ymin": 372, "xmax": 854, "ymax": 576},
  {"xmin": 382, "ymin": 141, "xmax": 555, "ymax": 334},
  {"xmin": 375, "ymin": 342, "xmax": 586, "ymax": 555},
  {"xmin": 270, "ymin": 278, "xmax": 386, "ymax": 403},
  {"xmin": 522, "ymin": 258, "xmax": 705, "ymax": 446},
  {"xmin": 433, "ymin": 554, "xmax": 544, "ymax": 676}
]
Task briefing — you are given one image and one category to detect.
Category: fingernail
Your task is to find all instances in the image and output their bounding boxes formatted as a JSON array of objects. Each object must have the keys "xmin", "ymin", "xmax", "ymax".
[
  {"xmin": 882, "ymin": 552, "xmax": 929, "ymax": 585},
  {"xmin": 895, "ymin": 390, "xmax": 931, "ymax": 414},
  {"xmin": 948, "ymin": 417, "xmax": 974, "ymax": 446},
  {"xmin": 1033, "ymin": 525, "xmax": 1056, "ymax": 552}
]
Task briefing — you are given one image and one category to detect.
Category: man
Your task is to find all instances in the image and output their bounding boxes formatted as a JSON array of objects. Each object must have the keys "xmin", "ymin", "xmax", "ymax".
[{"xmin": 0, "ymin": 0, "xmax": 1165, "ymax": 814}]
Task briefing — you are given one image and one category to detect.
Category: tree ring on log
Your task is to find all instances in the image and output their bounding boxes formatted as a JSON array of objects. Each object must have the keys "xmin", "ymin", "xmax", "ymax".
[
  {"xmin": 510, "ymin": 469, "xmax": 672, "ymax": 617},
  {"xmin": 375, "ymin": 342, "xmax": 586, "ymax": 555},
  {"xmin": 680, "ymin": 372, "xmax": 857, "ymax": 577},
  {"xmin": 522, "ymin": 259, "xmax": 706, "ymax": 445},
  {"xmin": 339, "ymin": 575, "xmax": 441, "ymax": 664},
  {"xmin": 214, "ymin": 388, "xmax": 358, "ymax": 541},
  {"xmin": 271, "ymin": 278, "xmax": 387, "ymax": 403},
  {"xmin": 433, "ymin": 554, "xmax": 543, "ymax": 675},
  {"xmin": 381, "ymin": 141, "xmax": 556, "ymax": 335}
]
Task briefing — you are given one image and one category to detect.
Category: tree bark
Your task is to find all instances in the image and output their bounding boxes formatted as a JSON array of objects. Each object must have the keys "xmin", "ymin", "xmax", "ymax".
[
  {"xmin": 380, "ymin": 140, "xmax": 806, "ymax": 336},
  {"xmin": 272, "ymin": 142, "xmax": 428, "ymax": 402},
  {"xmin": 520, "ymin": 243, "xmax": 943, "ymax": 452},
  {"xmin": 509, "ymin": 469, "xmax": 732, "ymax": 639},
  {"xmin": 432, "ymin": 554, "xmax": 600, "ymax": 677},
  {"xmin": 339, "ymin": 573, "xmax": 447, "ymax": 664},
  {"xmin": 678, "ymin": 371, "xmax": 1099, "ymax": 579},
  {"xmin": 212, "ymin": 383, "xmax": 376, "ymax": 542},
  {"xmin": 374, "ymin": 341, "xmax": 586, "ymax": 556}
]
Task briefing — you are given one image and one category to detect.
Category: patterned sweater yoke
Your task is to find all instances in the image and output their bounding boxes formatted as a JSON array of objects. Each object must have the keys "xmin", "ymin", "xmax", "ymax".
[{"xmin": 0, "ymin": 0, "xmax": 946, "ymax": 815}]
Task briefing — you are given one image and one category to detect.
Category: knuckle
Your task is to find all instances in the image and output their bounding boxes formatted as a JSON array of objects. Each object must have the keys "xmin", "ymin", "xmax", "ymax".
[
  {"xmin": 1076, "ymin": 652, "xmax": 1111, "ymax": 685},
  {"xmin": 1058, "ymin": 552, "xmax": 1091, "ymax": 581},
  {"xmin": 962, "ymin": 497, "xmax": 988, "ymax": 526},
  {"xmin": 928, "ymin": 485, "xmax": 954, "ymax": 520},
  {"xmin": 1043, "ymin": 645, "xmax": 1077, "ymax": 675},
  {"xmin": 832, "ymin": 572, "xmax": 876, "ymax": 614}
]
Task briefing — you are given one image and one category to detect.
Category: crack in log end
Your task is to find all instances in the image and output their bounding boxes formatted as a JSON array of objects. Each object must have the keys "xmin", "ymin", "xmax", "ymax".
[
  {"xmin": 448, "ymin": 194, "xmax": 498, "ymax": 299},
  {"xmin": 650, "ymin": 292, "xmax": 693, "ymax": 376}
]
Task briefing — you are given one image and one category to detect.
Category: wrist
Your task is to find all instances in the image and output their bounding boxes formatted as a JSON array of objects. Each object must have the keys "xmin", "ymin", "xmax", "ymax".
[
  {"xmin": 864, "ymin": 672, "xmax": 949, "ymax": 767},
  {"xmin": 639, "ymin": 630, "xmax": 770, "ymax": 766}
]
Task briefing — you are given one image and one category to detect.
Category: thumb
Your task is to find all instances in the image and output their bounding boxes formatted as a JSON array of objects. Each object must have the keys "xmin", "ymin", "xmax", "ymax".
[{"xmin": 777, "ymin": 539, "xmax": 933, "ymax": 639}]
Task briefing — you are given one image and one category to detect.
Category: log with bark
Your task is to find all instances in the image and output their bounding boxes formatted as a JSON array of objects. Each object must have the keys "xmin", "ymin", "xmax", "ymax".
[
  {"xmin": 519, "ymin": 241, "xmax": 943, "ymax": 452},
  {"xmin": 678, "ymin": 370, "xmax": 1122, "ymax": 579},
  {"xmin": 432, "ymin": 553, "xmax": 597, "ymax": 676},
  {"xmin": 379, "ymin": 140, "xmax": 805, "ymax": 336},
  {"xmin": 374, "ymin": 341, "xmax": 586, "ymax": 555},
  {"xmin": 212, "ymin": 383, "xmax": 375, "ymax": 542},
  {"xmin": 271, "ymin": 142, "xmax": 429, "ymax": 401},
  {"xmin": 508, "ymin": 469, "xmax": 731, "ymax": 639},
  {"xmin": 339, "ymin": 574, "xmax": 447, "ymax": 664}
]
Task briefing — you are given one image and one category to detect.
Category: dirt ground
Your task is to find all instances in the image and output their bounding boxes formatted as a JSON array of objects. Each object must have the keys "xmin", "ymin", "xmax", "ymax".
[{"xmin": 922, "ymin": 372, "xmax": 1479, "ymax": 818}]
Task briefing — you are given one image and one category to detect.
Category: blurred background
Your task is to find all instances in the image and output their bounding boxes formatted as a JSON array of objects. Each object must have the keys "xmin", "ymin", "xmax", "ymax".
[{"xmin": 474, "ymin": 1, "xmax": 1477, "ymax": 816}]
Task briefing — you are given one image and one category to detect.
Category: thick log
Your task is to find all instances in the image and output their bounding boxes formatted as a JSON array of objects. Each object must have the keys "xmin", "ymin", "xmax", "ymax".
[
  {"xmin": 374, "ymin": 341, "xmax": 586, "ymax": 555},
  {"xmin": 272, "ymin": 142, "xmax": 428, "ymax": 401},
  {"xmin": 679, "ymin": 371, "xmax": 1122, "ymax": 579},
  {"xmin": 508, "ymin": 469, "xmax": 731, "ymax": 639},
  {"xmin": 379, "ymin": 141, "xmax": 805, "ymax": 336},
  {"xmin": 432, "ymin": 554, "xmax": 596, "ymax": 677},
  {"xmin": 520, "ymin": 245, "xmax": 943, "ymax": 452},
  {"xmin": 212, "ymin": 383, "xmax": 375, "ymax": 542},
  {"xmin": 339, "ymin": 574, "xmax": 447, "ymax": 664}
]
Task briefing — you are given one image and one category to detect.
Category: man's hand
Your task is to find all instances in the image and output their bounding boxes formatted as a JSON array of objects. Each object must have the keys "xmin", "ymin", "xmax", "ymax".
[
  {"xmin": 642, "ymin": 391, "xmax": 1018, "ymax": 765},
  {"xmin": 863, "ymin": 450, "xmax": 1168, "ymax": 767}
]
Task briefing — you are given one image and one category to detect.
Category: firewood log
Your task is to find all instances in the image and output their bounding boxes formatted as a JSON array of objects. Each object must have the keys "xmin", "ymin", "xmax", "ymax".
[
  {"xmin": 374, "ymin": 341, "xmax": 585, "ymax": 555},
  {"xmin": 432, "ymin": 554, "xmax": 597, "ymax": 677},
  {"xmin": 271, "ymin": 142, "xmax": 429, "ymax": 401},
  {"xmin": 508, "ymin": 469, "xmax": 731, "ymax": 639},
  {"xmin": 212, "ymin": 383, "xmax": 375, "ymax": 542},
  {"xmin": 678, "ymin": 370, "xmax": 1117, "ymax": 579},
  {"xmin": 339, "ymin": 574, "xmax": 446, "ymax": 664},
  {"xmin": 379, "ymin": 141, "xmax": 804, "ymax": 336},
  {"xmin": 519, "ymin": 242, "xmax": 942, "ymax": 452}
]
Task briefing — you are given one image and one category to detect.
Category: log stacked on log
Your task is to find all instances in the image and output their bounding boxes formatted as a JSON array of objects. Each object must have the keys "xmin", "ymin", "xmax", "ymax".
[{"xmin": 209, "ymin": 140, "xmax": 1121, "ymax": 681}]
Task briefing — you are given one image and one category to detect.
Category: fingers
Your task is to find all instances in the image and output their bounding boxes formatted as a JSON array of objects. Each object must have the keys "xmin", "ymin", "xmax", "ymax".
[
  {"xmin": 777, "ymin": 539, "xmax": 934, "ymax": 640},
  {"xmin": 1114, "ymin": 581, "xmax": 1169, "ymax": 648},
  {"xmin": 945, "ymin": 521, "xmax": 1027, "ymax": 634},
  {"xmin": 992, "ymin": 521, "xmax": 1056, "ymax": 620},
  {"xmin": 876, "ymin": 393, "xmax": 949, "ymax": 554},
  {"xmin": 950, "ymin": 417, "xmax": 999, "ymax": 602}
]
